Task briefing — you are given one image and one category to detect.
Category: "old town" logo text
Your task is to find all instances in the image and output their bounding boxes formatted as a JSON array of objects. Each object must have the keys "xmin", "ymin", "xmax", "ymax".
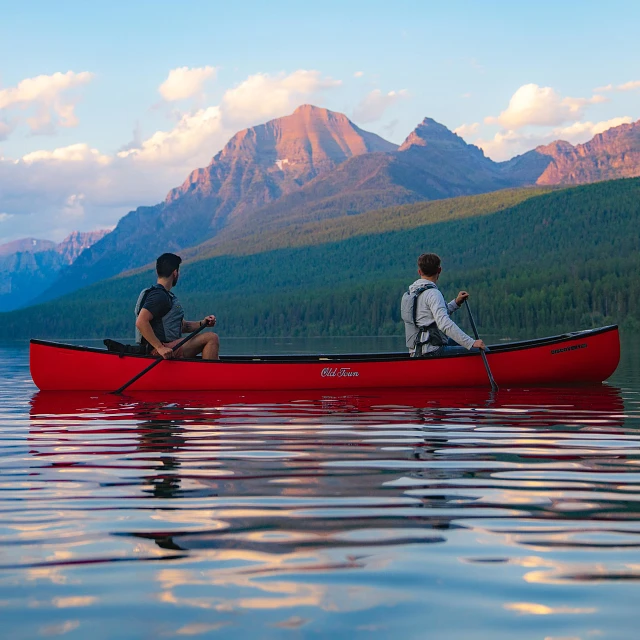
[{"xmin": 320, "ymin": 367, "xmax": 360, "ymax": 378}]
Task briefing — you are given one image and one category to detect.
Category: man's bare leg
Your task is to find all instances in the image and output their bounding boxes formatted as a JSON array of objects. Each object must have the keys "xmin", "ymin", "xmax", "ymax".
[
  {"xmin": 202, "ymin": 333, "xmax": 219, "ymax": 360},
  {"xmin": 179, "ymin": 333, "xmax": 220, "ymax": 360}
]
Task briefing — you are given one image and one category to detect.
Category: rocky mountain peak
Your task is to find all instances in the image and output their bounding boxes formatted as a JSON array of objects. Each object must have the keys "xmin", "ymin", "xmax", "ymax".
[
  {"xmin": 398, "ymin": 117, "xmax": 486, "ymax": 158},
  {"xmin": 56, "ymin": 230, "xmax": 110, "ymax": 264},
  {"xmin": 165, "ymin": 104, "xmax": 397, "ymax": 207},
  {"xmin": 293, "ymin": 103, "xmax": 333, "ymax": 117},
  {"xmin": 529, "ymin": 119, "xmax": 640, "ymax": 185},
  {"xmin": 536, "ymin": 140, "xmax": 575, "ymax": 155}
]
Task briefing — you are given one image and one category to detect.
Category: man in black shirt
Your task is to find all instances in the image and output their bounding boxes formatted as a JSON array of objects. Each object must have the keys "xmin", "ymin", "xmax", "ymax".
[{"xmin": 135, "ymin": 253, "xmax": 219, "ymax": 360}]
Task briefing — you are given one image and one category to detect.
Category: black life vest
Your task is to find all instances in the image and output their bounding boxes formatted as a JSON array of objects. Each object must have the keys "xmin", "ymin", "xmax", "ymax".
[{"xmin": 401, "ymin": 283, "xmax": 448, "ymax": 357}]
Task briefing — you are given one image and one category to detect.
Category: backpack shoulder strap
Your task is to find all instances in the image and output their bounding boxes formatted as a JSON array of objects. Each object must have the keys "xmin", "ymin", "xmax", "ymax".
[{"xmin": 412, "ymin": 283, "xmax": 437, "ymax": 325}]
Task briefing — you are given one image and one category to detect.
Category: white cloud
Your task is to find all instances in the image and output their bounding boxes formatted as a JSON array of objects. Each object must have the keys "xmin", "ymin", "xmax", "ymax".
[
  {"xmin": 0, "ymin": 71, "xmax": 93, "ymax": 135},
  {"xmin": 159, "ymin": 66, "xmax": 217, "ymax": 101},
  {"xmin": 0, "ymin": 144, "xmax": 175, "ymax": 242},
  {"xmin": 552, "ymin": 116, "xmax": 633, "ymax": 140},
  {"xmin": 0, "ymin": 213, "xmax": 13, "ymax": 222},
  {"xmin": 475, "ymin": 130, "xmax": 530, "ymax": 161},
  {"xmin": 590, "ymin": 116, "xmax": 633, "ymax": 134},
  {"xmin": 61, "ymin": 193, "xmax": 86, "ymax": 219},
  {"xmin": 118, "ymin": 106, "xmax": 225, "ymax": 164},
  {"xmin": 594, "ymin": 84, "xmax": 613, "ymax": 92},
  {"xmin": 22, "ymin": 143, "xmax": 110, "ymax": 165},
  {"xmin": 618, "ymin": 80, "xmax": 640, "ymax": 91},
  {"xmin": 354, "ymin": 71, "xmax": 364, "ymax": 78},
  {"xmin": 453, "ymin": 122, "xmax": 480, "ymax": 139},
  {"xmin": 353, "ymin": 89, "xmax": 409, "ymax": 123},
  {"xmin": 221, "ymin": 70, "xmax": 341, "ymax": 123},
  {"xmin": 477, "ymin": 116, "xmax": 634, "ymax": 161},
  {"xmin": 486, "ymin": 84, "xmax": 606, "ymax": 130}
]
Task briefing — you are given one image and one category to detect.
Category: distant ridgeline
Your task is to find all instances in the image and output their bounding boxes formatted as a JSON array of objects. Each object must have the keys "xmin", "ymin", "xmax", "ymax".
[{"xmin": 2, "ymin": 177, "xmax": 640, "ymax": 340}]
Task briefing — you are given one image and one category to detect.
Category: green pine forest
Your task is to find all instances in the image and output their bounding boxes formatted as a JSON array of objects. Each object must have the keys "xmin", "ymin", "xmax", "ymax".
[{"xmin": 3, "ymin": 177, "xmax": 640, "ymax": 341}]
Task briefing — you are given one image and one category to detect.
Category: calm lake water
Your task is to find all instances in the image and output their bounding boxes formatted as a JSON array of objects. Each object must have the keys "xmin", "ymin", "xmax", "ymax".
[{"xmin": 1, "ymin": 335, "xmax": 640, "ymax": 639}]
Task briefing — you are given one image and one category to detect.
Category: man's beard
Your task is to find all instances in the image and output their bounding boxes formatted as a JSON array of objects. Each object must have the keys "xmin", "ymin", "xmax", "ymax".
[{"xmin": 172, "ymin": 274, "xmax": 179, "ymax": 287}]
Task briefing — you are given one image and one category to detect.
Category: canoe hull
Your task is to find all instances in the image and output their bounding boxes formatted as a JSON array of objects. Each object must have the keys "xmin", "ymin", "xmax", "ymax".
[{"xmin": 29, "ymin": 325, "xmax": 620, "ymax": 392}]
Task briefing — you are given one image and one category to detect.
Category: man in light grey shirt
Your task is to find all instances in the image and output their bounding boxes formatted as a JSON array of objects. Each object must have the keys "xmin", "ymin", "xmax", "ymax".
[{"xmin": 402, "ymin": 253, "xmax": 487, "ymax": 357}]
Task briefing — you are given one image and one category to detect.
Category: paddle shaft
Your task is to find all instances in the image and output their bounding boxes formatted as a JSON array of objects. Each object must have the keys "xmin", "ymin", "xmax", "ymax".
[
  {"xmin": 112, "ymin": 322, "xmax": 209, "ymax": 394},
  {"xmin": 465, "ymin": 301, "xmax": 498, "ymax": 392}
]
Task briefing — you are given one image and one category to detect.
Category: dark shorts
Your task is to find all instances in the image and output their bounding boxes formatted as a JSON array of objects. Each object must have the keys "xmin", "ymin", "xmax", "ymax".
[{"xmin": 150, "ymin": 338, "xmax": 185, "ymax": 358}]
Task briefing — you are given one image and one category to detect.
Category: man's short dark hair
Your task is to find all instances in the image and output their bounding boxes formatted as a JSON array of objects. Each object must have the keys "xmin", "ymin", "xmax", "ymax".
[
  {"xmin": 156, "ymin": 253, "xmax": 182, "ymax": 278},
  {"xmin": 417, "ymin": 253, "xmax": 441, "ymax": 276}
]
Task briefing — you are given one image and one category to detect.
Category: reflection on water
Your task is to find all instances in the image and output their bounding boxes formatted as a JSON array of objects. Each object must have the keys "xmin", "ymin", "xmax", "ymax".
[{"xmin": 1, "ymin": 338, "xmax": 640, "ymax": 638}]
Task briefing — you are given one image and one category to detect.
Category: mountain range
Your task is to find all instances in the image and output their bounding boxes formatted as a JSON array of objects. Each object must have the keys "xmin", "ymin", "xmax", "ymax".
[
  {"xmin": 8, "ymin": 105, "xmax": 640, "ymax": 309},
  {"xmin": 0, "ymin": 230, "xmax": 107, "ymax": 311}
]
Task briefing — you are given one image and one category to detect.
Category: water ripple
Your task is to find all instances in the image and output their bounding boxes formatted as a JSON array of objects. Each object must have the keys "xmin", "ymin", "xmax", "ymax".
[{"xmin": 2, "ymin": 343, "xmax": 640, "ymax": 638}]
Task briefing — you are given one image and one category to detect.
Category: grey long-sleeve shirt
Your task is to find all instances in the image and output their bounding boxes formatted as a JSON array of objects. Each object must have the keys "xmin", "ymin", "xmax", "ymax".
[{"xmin": 408, "ymin": 279, "xmax": 475, "ymax": 352}]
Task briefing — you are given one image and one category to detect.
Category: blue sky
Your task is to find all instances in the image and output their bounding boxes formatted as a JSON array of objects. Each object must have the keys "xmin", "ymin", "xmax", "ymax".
[{"xmin": 1, "ymin": 0, "xmax": 639, "ymax": 242}]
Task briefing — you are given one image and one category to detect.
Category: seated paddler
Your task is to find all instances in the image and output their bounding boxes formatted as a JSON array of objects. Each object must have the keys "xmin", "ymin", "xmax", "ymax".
[
  {"xmin": 135, "ymin": 252, "xmax": 219, "ymax": 360},
  {"xmin": 401, "ymin": 252, "xmax": 487, "ymax": 357}
]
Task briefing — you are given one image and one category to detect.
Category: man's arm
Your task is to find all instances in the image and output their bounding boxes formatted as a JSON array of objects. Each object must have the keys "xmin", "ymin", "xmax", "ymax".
[
  {"xmin": 447, "ymin": 291, "xmax": 469, "ymax": 314},
  {"xmin": 182, "ymin": 315, "xmax": 216, "ymax": 333},
  {"xmin": 136, "ymin": 309, "xmax": 173, "ymax": 359},
  {"xmin": 426, "ymin": 290, "xmax": 476, "ymax": 350}
]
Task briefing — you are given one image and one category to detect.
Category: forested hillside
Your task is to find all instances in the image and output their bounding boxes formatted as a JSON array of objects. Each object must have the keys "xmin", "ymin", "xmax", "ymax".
[
  {"xmin": 3, "ymin": 177, "xmax": 639, "ymax": 341},
  {"xmin": 185, "ymin": 187, "xmax": 551, "ymax": 259}
]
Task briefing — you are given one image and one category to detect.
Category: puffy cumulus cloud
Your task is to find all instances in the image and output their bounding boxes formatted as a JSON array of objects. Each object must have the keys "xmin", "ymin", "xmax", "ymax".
[
  {"xmin": 618, "ymin": 80, "xmax": 640, "ymax": 91},
  {"xmin": 61, "ymin": 193, "xmax": 86, "ymax": 219},
  {"xmin": 590, "ymin": 116, "xmax": 634, "ymax": 133},
  {"xmin": 159, "ymin": 66, "xmax": 217, "ymax": 101},
  {"xmin": 594, "ymin": 83, "xmax": 613, "ymax": 92},
  {"xmin": 0, "ymin": 70, "xmax": 93, "ymax": 135},
  {"xmin": 0, "ymin": 110, "xmax": 231, "ymax": 241},
  {"xmin": 486, "ymin": 84, "xmax": 606, "ymax": 130},
  {"xmin": 453, "ymin": 122, "xmax": 480, "ymax": 139},
  {"xmin": 21, "ymin": 143, "xmax": 110, "ymax": 165},
  {"xmin": 477, "ymin": 116, "xmax": 634, "ymax": 161},
  {"xmin": 475, "ymin": 130, "xmax": 532, "ymax": 161},
  {"xmin": 354, "ymin": 71, "xmax": 364, "ymax": 78},
  {"xmin": 0, "ymin": 147, "xmax": 169, "ymax": 242},
  {"xmin": 353, "ymin": 89, "xmax": 410, "ymax": 123},
  {"xmin": 118, "ymin": 106, "xmax": 226, "ymax": 165},
  {"xmin": 552, "ymin": 116, "xmax": 633, "ymax": 140},
  {"xmin": 221, "ymin": 70, "xmax": 341, "ymax": 123}
]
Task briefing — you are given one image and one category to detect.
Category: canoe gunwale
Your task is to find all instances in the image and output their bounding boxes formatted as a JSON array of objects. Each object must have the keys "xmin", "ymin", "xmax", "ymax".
[{"xmin": 29, "ymin": 324, "xmax": 618, "ymax": 364}]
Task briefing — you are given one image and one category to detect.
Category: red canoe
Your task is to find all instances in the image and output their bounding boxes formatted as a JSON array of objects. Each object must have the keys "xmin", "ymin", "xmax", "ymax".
[{"xmin": 29, "ymin": 325, "xmax": 620, "ymax": 392}]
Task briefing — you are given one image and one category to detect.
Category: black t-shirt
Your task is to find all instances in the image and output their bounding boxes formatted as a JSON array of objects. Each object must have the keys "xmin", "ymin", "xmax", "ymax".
[
  {"xmin": 139, "ymin": 285, "xmax": 183, "ymax": 343},
  {"xmin": 142, "ymin": 286, "xmax": 172, "ymax": 321}
]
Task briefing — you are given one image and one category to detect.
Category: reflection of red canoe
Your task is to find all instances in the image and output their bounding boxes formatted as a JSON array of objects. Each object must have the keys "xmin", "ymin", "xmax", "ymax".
[
  {"xmin": 30, "ymin": 384, "xmax": 625, "ymax": 424},
  {"xmin": 30, "ymin": 325, "xmax": 620, "ymax": 392}
]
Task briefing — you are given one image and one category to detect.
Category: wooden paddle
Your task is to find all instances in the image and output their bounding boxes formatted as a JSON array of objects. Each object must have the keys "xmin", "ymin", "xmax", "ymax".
[
  {"xmin": 111, "ymin": 323, "xmax": 209, "ymax": 394},
  {"xmin": 465, "ymin": 301, "xmax": 499, "ymax": 392}
]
